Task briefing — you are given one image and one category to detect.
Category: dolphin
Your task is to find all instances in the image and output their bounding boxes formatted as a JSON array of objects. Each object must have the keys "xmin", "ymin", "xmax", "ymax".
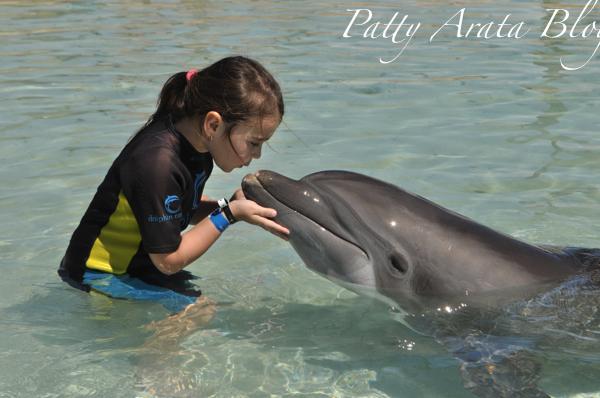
[
  {"xmin": 242, "ymin": 170, "xmax": 600, "ymax": 398},
  {"xmin": 242, "ymin": 170, "xmax": 588, "ymax": 313}
]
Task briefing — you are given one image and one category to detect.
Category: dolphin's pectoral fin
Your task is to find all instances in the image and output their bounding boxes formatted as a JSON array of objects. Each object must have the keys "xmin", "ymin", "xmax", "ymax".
[{"xmin": 442, "ymin": 334, "xmax": 549, "ymax": 398}]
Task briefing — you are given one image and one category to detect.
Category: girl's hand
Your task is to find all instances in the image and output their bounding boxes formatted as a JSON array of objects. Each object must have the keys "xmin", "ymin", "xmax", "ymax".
[{"xmin": 229, "ymin": 198, "xmax": 290, "ymax": 240}]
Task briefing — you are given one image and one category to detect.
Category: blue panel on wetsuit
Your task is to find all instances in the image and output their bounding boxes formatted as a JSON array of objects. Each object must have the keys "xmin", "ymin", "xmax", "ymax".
[{"xmin": 83, "ymin": 271, "xmax": 197, "ymax": 313}]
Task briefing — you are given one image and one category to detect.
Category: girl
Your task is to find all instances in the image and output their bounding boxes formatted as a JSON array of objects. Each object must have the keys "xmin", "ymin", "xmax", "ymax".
[{"xmin": 58, "ymin": 56, "xmax": 289, "ymax": 314}]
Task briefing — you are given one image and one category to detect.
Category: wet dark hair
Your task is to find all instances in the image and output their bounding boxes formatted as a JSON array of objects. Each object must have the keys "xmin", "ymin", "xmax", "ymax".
[{"xmin": 140, "ymin": 56, "xmax": 284, "ymax": 134}]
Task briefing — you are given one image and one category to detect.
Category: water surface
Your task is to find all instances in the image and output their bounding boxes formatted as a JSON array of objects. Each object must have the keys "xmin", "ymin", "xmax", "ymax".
[{"xmin": 1, "ymin": 0, "xmax": 599, "ymax": 397}]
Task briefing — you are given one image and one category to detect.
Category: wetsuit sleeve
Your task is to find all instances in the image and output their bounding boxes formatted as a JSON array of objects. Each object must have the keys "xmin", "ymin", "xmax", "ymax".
[{"xmin": 119, "ymin": 148, "xmax": 185, "ymax": 253}]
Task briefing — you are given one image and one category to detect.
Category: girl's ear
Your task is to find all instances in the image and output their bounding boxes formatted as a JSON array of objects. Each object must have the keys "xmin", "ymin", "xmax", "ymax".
[{"xmin": 203, "ymin": 111, "xmax": 223, "ymax": 138}]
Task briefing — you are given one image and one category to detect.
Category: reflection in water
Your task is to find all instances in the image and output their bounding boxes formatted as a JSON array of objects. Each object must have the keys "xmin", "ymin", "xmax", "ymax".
[
  {"xmin": 516, "ymin": 1, "xmax": 570, "ymax": 180},
  {"xmin": 136, "ymin": 297, "xmax": 217, "ymax": 397}
]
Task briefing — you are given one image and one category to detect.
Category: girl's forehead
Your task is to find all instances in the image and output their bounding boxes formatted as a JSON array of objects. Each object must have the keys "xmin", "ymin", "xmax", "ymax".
[{"xmin": 241, "ymin": 115, "xmax": 280, "ymax": 139}]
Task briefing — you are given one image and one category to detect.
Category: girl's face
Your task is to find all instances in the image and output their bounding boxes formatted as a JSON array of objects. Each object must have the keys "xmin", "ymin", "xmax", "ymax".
[{"xmin": 210, "ymin": 114, "xmax": 280, "ymax": 172}]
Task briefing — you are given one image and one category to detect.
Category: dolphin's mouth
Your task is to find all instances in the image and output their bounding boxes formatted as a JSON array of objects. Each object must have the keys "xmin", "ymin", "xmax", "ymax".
[{"xmin": 242, "ymin": 171, "xmax": 368, "ymax": 259}]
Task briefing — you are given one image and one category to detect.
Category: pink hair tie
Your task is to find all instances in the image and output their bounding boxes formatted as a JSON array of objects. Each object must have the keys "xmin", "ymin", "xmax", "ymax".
[{"xmin": 186, "ymin": 69, "xmax": 198, "ymax": 82}]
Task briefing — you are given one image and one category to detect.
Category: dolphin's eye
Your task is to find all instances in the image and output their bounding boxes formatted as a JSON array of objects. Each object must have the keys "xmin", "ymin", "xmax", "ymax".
[{"xmin": 390, "ymin": 251, "xmax": 408, "ymax": 275}]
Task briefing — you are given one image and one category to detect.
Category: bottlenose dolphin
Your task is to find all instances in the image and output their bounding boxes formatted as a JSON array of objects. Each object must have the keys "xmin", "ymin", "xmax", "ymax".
[
  {"xmin": 242, "ymin": 170, "xmax": 588, "ymax": 311},
  {"xmin": 242, "ymin": 170, "xmax": 600, "ymax": 398}
]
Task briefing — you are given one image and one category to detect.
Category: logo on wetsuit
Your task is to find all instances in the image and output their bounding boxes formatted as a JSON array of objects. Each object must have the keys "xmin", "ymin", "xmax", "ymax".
[
  {"xmin": 164, "ymin": 195, "xmax": 182, "ymax": 215},
  {"xmin": 147, "ymin": 194, "xmax": 184, "ymax": 223}
]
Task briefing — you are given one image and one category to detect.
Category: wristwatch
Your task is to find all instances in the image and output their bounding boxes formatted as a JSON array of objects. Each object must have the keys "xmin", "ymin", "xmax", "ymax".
[{"xmin": 217, "ymin": 197, "xmax": 237, "ymax": 224}]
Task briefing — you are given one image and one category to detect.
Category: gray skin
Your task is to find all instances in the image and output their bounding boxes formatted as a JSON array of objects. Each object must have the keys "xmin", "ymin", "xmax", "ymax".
[{"xmin": 242, "ymin": 170, "xmax": 583, "ymax": 314}]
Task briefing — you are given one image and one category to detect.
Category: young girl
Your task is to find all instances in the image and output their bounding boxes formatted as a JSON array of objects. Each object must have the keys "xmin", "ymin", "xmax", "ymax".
[{"xmin": 58, "ymin": 56, "xmax": 289, "ymax": 314}]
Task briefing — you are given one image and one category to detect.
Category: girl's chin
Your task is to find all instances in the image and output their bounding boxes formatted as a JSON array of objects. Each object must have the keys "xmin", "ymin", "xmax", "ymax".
[
  {"xmin": 217, "ymin": 160, "xmax": 246, "ymax": 172},
  {"xmin": 217, "ymin": 164, "xmax": 234, "ymax": 173}
]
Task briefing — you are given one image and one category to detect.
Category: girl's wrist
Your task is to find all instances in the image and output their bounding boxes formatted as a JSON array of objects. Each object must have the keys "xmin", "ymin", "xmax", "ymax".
[
  {"xmin": 218, "ymin": 197, "xmax": 237, "ymax": 223},
  {"xmin": 228, "ymin": 200, "xmax": 241, "ymax": 221},
  {"xmin": 208, "ymin": 198, "xmax": 237, "ymax": 232},
  {"xmin": 209, "ymin": 208, "xmax": 230, "ymax": 232}
]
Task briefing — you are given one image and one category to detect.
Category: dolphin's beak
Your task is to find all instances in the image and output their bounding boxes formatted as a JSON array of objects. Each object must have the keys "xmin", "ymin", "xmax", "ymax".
[
  {"xmin": 242, "ymin": 172, "xmax": 260, "ymax": 188},
  {"xmin": 242, "ymin": 170, "xmax": 359, "ymax": 248},
  {"xmin": 241, "ymin": 171, "xmax": 265, "ymax": 202},
  {"xmin": 242, "ymin": 170, "xmax": 290, "ymax": 201},
  {"xmin": 242, "ymin": 170, "xmax": 283, "ymax": 210},
  {"xmin": 243, "ymin": 170, "xmax": 281, "ymax": 188}
]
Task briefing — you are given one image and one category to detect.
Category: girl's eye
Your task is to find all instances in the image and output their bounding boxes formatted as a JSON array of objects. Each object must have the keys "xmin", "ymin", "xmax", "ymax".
[{"xmin": 250, "ymin": 142, "xmax": 260, "ymax": 147}]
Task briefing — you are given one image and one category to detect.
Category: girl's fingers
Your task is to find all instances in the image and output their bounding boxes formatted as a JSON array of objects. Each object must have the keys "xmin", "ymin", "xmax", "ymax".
[
  {"xmin": 233, "ymin": 200, "xmax": 288, "ymax": 237},
  {"xmin": 272, "ymin": 231, "xmax": 290, "ymax": 241},
  {"xmin": 250, "ymin": 203, "xmax": 277, "ymax": 218},
  {"xmin": 231, "ymin": 199, "xmax": 275, "ymax": 220},
  {"xmin": 252, "ymin": 216, "xmax": 290, "ymax": 236}
]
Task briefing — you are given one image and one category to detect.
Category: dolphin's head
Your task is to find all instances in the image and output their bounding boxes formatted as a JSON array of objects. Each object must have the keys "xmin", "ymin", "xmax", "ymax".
[{"xmin": 243, "ymin": 170, "xmax": 428, "ymax": 310}]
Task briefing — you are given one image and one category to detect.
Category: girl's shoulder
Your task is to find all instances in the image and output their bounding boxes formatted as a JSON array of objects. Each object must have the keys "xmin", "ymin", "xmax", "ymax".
[
  {"xmin": 115, "ymin": 117, "xmax": 211, "ymax": 181},
  {"xmin": 121, "ymin": 119, "xmax": 182, "ymax": 162}
]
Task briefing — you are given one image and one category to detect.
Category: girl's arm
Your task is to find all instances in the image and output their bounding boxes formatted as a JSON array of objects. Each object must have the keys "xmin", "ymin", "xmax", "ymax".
[
  {"xmin": 189, "ymin": 195, "xmax": 218, "ymax": 225},
  {"xmin": 149, "ymin": 198, "xmax": 289, "ymax": 275}
]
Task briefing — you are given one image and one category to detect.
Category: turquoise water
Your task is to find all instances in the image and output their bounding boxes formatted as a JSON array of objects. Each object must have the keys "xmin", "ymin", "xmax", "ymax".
[{"xmin": 1, "ymin": 0, "xmax": 600, "ymax": 396}]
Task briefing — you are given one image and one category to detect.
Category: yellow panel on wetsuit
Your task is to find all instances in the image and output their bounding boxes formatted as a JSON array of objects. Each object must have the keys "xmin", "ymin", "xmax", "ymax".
[
  {"xmin": 86, "ymin": 191, "xmax": 141, "ymax": 274},
  {"xmin": 59, "ymin": 117, "xmax": 213, "ymax": 283}
]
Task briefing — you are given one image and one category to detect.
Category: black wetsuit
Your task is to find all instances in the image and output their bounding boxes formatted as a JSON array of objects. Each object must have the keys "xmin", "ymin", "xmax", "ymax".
[{"xmin": 59, "ymin": 116, "xmax": 213, "ymax": 291}]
